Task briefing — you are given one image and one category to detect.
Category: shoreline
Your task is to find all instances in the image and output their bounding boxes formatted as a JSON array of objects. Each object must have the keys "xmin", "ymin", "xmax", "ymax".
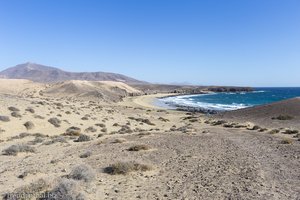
[{"xmin": 123, "ymin": 93, "xmax": 177, "ymax": 109}]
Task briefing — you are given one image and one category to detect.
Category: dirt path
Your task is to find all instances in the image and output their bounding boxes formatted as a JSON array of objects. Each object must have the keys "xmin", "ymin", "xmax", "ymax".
[{"xmin": 110, "ymin": 129, "xmax": 300, "ymax": 200}]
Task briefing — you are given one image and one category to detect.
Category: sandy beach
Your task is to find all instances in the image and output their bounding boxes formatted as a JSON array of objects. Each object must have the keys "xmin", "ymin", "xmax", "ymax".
[{"xmin": 123, "ymin": 93, "xmax": 176, "ymax": 109}]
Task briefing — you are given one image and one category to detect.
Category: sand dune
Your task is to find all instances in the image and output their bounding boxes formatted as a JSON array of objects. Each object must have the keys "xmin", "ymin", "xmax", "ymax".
[{"xmin": 44, "ymin": 80, "xmax": 142, "ymax": 102}]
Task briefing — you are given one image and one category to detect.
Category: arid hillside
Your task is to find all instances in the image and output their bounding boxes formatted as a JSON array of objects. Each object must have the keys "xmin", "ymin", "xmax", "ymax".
[{"xmin": 0, "ymin": 62, "xmax": 145, "ymax": 84}]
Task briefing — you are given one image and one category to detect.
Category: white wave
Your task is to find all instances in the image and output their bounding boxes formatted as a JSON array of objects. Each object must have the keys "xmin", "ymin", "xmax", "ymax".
[
  {"xmin": 160, "ymin": 95, "xmax": 249, "ymax": 111},
  {"xmin": 251, "ymin": 90, "xmax": 265, "ymax": 93}
]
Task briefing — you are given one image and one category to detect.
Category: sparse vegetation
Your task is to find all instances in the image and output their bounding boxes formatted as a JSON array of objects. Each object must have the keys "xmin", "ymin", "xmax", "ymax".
[
  {"xmin": 64, "ymin": 126, "xmax": 81, "ymax": 136},
  {"xmin": 272, "ymin": 115, "xmax": 294, "ymax": 120},
  {"xmin": 283, "ymin": 129, "xmax": 299, "ymax": 134},
  {"xmin": 24, "ymin": 121, "xmax": 35, "ymax": 130},
  {"xmin": 257, "ymin": 128, "xmax": 267, "ymax": 132},
  {"xmin": 18, "ymin": 169, "xmax": 39, "ymax": 179},
  {"xmin": 113, "ymin": 138, "xmax": 127, "ymax": 143},
  {"xmin": 128, "ymin": 117, "xmax": 155, "ymax": 125},
  {"xmin": 281, "ymin": 138, "xmax": 293, "ymax": 144},
  {"xmin": 13, "ymin": 132, "xmax": 31, "ymax": 139},
  {"xmin": 117, "ymin": 125, "xmax": 133, "ymax": 134},
  {"xmin": 223, "ymin": 123, "xmax": 235, "ymax": 128},
  {"xmin": 74, "ymin": 134, "xmax": 91, "ymax": 142},
  {"xmin": 8, "ymin": 106, "xmax": 20, "ymax": 112},
  {"xmin": 158, "ymin": 117, "xmax": 170, "ymax": 122},
  {"xmin": 3, "ymin": 144, "xmax": 36, "ymax": 156},
  {"xmin": 104, "ymin": 161, "xmax": 153, "ymax": 175},
  {"xmin": 247, "ymin": 125, "xmax": 262, "ymax": 131},
  {"xmin": 25, "ymin": 107, "xmax": 35, "ymax": 113},
  {"xmin": 34, "ymin": 114, "xmax": 45, "ymax": 119},
  {"xmin": 3, "ymin": 178, "xmax": 48, "ymax": 200},
  {"xmin": 269, "ymin": 129, "xmax": 280, "ymax": 134},
  {"xmin": 44, "ymin": 136, "xmax": 67, "ymax": 145},
  {"xmin": 11, "ymin": 111, "xmax": 22, "ymax": 118},
  {"xmin": 85, "ymin": 126, "xmax": 97, "ymax": 133},
  {"xmin": 100, "ymin": 128, "xmax": 107, "ymax": 133},
  {"xmin": 80, "ymin": 150, "xmax": 92, "ymax": 158},
  {"xmin": 211, "ymin": 120, "xmax": 227, "ymax": 126},
  {"xmin": 41, "ymin": 178, "xmax": 84, "ymax": 200},
  {"xmin": 128, "ymin": 144, "xmax": 151, "ymax": 151},
  {"xmin": 95, "ymin": 123, "xmax": 105, "ymax": 128},
  {"xmin": 81, "ymin": 116, "xmax": 89, "ymax": 120},
  {"xmin": 68, "ymin": 164, "xmax": 95, "ymax": 182},
  {"xmin": 48, "ymin": 117, "xmax": 62, "ymax": 127},
  {"xmin": 65, "ymin": 111, "xmax": 71, "ymax": 114},
  {"xmin": 28, "ymin": 137, "xmax": 44, "ymax": 145}
]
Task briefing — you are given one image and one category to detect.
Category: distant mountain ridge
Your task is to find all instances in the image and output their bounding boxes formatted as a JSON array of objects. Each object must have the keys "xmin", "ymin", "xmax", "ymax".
[{"xmin": 0, "ymin": 62, "xmax": 146, "ymax": 84}]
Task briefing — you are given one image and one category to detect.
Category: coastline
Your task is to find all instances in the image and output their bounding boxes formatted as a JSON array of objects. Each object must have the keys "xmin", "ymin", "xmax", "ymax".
[
  {"xmin": 0, "ymin": 80, "xmax": 299, "ymax": 199},
  {"xmin": 123, "ymin": 93, "xmax": 178, "ymax": 109}
]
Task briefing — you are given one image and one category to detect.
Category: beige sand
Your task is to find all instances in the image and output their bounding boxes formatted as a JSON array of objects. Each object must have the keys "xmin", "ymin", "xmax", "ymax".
[
  {"xmin": 123, "ymin": 93, "xmax": 176, "ymax": 109},
  {"xmin": 0, "ymin": 79, "xmax": 299, "ymax": 200}
]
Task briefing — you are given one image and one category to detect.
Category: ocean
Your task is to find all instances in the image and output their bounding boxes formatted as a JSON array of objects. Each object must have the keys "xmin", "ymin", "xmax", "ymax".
[{"xmin": 158, "ymin": 87, "xmax": 300, "ymax": 112}]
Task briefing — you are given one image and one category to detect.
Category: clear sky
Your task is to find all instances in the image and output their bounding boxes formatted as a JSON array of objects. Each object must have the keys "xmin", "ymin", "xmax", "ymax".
[{"xmin": 0, "ymin": 0, "xmax": 299, "ymax": 87}]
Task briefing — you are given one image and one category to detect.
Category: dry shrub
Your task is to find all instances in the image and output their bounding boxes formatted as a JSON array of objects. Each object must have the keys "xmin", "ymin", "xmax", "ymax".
[
  {"xmin": 259, "ymin": 128, "xmax": 268, "ymax": 132},
  {"xmin": 272, "ymin": 115, "xmax": 293, "ymax": 120},
  {"xmin": 74, "ymin": 134, "xmax": 91, "ymax": 142},
  {"xmin": 0, "ymin": 115, "xmax": 10, "ymax": 122},
  {"xmin": 25, "ymin": 107, "xmax": 35, "ymax": 113},
  {"xmin": 41, "ymin": 178, "xmax": 85, "ymax": 200},
  {"xmin": 84, "ymin": 126, "xmax": 97, "ymax": 133},
  {"xmin": 95, "ymin": 123, "xmax": 105, "ymax": 128},
  {"xmin": 113, "ymin": 138, "xmax": 127, "ymax": 143},
  {"xmin": 128, "ymin": 144, "xmax": 151, "ymax": 151},
  {"xmin": 3, "ymin": 144, "xmax": 36, "ymax": 156},
  {"xmin": 8, "ymin": 106, "xmax": 20, "ymax": 112},
  {"xmin": 105, "ymin": 161, "xmax": 153, "ymax": 175},
  {"xmin": 48, "ymin": 117, "xmax": 61, "ymax": 127},
  {"xmin": 283, "ymin": 129, "xmax": 299, "ymax": 134},
  {"xmin": 79, "ymin": 151, "xmax": 92, "ymax": 158},
  {"xmin": 281, "ymin": 138, "xmax": 293, "ymax": 144},
  {"xmin": 12, "ymin": 132, "xmax": 31, "ymax": 140},
  {"xmin": 44, "ymin": 136, "xmax": 67, "ymax": 145},
  {"xmin": 11, "ymin": 111, "xmax": 22, "ymax": 118},
  {"xmin": 128, "ymin": 117, "xmax": 155, "ymax": 126},
  {"xmin": 269, "ymin": 129, "xmax": 280, "ymax": 134},
  {"xmin": 24, "ymin": 121, "xmax": 35, "ymax": 130},
  {"xmin": 137, "ymin": 132, "xmax": 152, "ymax": 137},
  {"xmin": 34, "ymin": 115, "xmax": 45, "ymax": 119},
  {"xmin": 64, "ymin": 127, "xmax": 81, "ymax": 136},
  {"xmin": 28, "ymin": 137, "xmax": 44, "ymax": 145},
  {"xmin": 158, "ymin": 117, "xmax": 170, "ymax": 122},
  {"xmin": 68, "ymin": 165, "xmax": 95, "ymax": 182},
  {"xmin": 117, "ymin": 125, "xmax": 133, "ymax": 134},
  {"xmin": 100, "ymin": 128, "xmax": 107, "ymax": 133},
  {"xmin": 247, "ymin": 125, "xmax": 262, "ymax": 131},
  {"xmin": 3, "ymin": 178, "xmax": 48, "ymax": 200},
  {"xmin": 81, "ymin": 116, "xmax": 89, "ymax": 120},
  {"xmin": 211, "ymin": 120, "xmax": 227, "ymax": 126}
]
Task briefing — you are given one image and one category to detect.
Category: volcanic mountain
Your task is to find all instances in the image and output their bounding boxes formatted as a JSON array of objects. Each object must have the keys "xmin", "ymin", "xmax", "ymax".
[{"xmin": 0, "ymin": 62, "xmax": 145, "ymax": 84}]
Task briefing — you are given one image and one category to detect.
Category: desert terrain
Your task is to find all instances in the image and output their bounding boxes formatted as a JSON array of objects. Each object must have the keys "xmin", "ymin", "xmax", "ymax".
[{"xmin": 0, "ymin": 79, "xmax": 299, "ymax": 200}]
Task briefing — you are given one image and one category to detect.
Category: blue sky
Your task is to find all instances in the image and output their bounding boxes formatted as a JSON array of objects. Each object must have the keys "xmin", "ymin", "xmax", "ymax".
[{"xmin": 0, "ymin": 0, "xmax": 299, "ymax": 86}]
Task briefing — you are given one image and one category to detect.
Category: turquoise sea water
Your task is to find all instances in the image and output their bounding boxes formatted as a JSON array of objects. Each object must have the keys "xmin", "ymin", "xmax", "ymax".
[{"xmin": 159, "ymin": 88, "xmax": 300, "ymax": 111}]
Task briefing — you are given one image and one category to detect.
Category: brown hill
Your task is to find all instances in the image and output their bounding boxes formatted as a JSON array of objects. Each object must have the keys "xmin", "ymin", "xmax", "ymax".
[
  {"xmin": 217, "ymin": 97, "xmax": 300, "ymax": 129},
  {"xmin": 0, "ymin": 62, "xmax": 145, "ymax": 84}
]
